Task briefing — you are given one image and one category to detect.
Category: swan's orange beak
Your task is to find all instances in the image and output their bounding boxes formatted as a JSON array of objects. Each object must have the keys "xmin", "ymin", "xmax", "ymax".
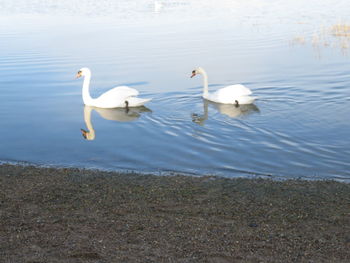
[{"xmin": 190, "ymin": 72, "xmax": 196, "ymax": 78}]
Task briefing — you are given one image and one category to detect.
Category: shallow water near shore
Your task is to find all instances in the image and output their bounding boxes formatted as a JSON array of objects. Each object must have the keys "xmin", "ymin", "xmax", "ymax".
[{"xmin": 0, "ymin": 0, "xmax": 350, "ymax": 181}]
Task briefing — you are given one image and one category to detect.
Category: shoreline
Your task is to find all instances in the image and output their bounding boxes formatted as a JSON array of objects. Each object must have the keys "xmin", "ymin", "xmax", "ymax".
[
  {"xmin": 1, "ymin": 163, "xmax": 349, "ymax": 262},
  {"xmin": 1, "ymin": 160, "xmax": 348, "ymax": 183}
]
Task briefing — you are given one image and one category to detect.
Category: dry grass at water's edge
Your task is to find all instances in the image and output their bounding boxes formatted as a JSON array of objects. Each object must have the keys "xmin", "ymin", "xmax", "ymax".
[
  {"xmin": 331, "ymin": 24, "xmax": 350, "ymax": 37},
  {"xmin": 292, "ymin": 23, "xmax": 350, "ymax": 51}
]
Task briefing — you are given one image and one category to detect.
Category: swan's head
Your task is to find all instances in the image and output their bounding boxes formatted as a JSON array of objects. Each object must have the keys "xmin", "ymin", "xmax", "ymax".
[
  {"xmin": 190, "ymin": 67, "xmax": 205, "ymax": 78},
  {"xmin": 81, "ymin": 128, "xmax": 95, "ymax": 140},
  {"xmin": 76, "ymin": 67, "xmax": 91, "ymax": 78}
]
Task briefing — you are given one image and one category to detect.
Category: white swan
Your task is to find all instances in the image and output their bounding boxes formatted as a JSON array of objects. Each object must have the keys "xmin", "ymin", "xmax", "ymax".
[
  {"xmin": 190, "ymin": 67, "xmax": 256, "ymax": 105},
  {"xmin": 76, "ymin": 67, "xmax": 151, "ymax": 108}
]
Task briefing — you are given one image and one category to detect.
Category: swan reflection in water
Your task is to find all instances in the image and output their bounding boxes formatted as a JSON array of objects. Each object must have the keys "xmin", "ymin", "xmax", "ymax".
[
  {"xmin": 81, "ymin": 105, "xmax": 151, "ymax": 140},
  {"xmin": 192, "ymin": 99, "xmax": 259, "ymax": 126}
]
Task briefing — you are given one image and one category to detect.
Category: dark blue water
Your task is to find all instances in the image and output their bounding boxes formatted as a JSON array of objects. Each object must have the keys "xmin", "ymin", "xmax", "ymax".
[{"xmin": 1, "ymin": 0, "xmax": 350, "ymax": 181}]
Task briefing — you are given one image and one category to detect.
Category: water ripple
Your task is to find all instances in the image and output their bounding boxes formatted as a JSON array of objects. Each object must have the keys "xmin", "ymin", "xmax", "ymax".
[{"xmin": 1, "ymin": 0, "xmax": 350, "ymax": 181}]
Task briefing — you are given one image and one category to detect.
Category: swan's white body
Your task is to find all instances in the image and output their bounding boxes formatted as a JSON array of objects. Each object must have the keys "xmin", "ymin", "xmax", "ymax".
[
  {"xmin": 191, "ymin": 67, "xmax": 256, "ymax": 105},
  {"xmin": 76, "ymin": 68, "xmax": 151, "ymax": 108}
]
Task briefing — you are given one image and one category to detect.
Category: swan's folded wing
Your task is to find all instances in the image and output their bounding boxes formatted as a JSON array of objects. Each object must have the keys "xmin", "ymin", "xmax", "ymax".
[
  {"xmin": 210, "ymin": 84, "xmax": 254, "ymax": 104},
  {"xmin": 94, "ymin": 86, "xmax": 140, "ymax": 108},
  {"xmin": 97, "ymin": 86, "xmax": 138, "ymax": 100},
  {"xmin": 218, "ymin": 84, "xmax": 252, "ymax": 96},
  {"xmin": 111, "ymin": 86, "xmax": 139, "ymax": 97}
]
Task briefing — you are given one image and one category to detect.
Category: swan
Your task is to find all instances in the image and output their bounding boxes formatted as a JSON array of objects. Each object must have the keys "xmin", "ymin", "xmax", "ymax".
[
  {"xmin": 190, "ymin": 67, "xmax": 256, "ymax": 105},
  {"xmin": 81, "ymin": 105, "xmax": 151, "ymax": 140},
  {"xmin": 76, "ymin": 67, "xmax": 151, "ymax": 108}
]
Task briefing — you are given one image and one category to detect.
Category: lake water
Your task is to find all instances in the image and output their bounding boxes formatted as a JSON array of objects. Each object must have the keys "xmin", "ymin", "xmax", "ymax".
[{"xmin": 1, "ymin": 0, "xmax": 350, "ymax": 181}]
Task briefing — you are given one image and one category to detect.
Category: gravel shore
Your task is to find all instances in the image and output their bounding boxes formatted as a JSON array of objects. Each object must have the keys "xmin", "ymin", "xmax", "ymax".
[{"xmin": 0, "ymin": 164, "xmax": 349, "ymax": 262}]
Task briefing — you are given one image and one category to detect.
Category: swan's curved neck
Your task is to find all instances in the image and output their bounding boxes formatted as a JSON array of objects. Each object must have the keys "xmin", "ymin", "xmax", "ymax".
[
  {"xmin": 82, "ymin": 72, "xmax": 93, "ymax": 105},
  {"xmin": 201, "ymin": 70, "xmax": 209, "ymax": 98}
]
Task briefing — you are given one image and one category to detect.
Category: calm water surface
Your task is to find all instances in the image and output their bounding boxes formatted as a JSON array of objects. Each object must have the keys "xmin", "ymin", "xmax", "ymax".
[{"xmin": 1, "ymin": 0, "xmax": 350, "ymax": 181}]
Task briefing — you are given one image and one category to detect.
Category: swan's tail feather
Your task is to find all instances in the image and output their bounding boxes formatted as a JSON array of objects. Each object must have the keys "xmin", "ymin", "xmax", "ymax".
[
  {"xmin": 237, "ymin": 95, "xmax": 257, "ymax": 105},
  {"xmin": 126, "ymin": 97, "xmax": 152, "ymax": 107}
]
